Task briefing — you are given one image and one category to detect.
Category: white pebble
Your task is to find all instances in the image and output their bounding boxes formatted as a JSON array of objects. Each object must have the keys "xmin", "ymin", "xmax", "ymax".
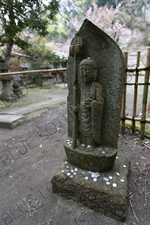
[
  {"xmin": 91, "ymin": 172, "xmax": 100, "ymax": 178},
  {"xmin": 106, "ymin": 181, "xmax": 110, "ymax": 185},
  {"xmin": 112, "ymin": 183, "xmax": 117, "ymax": 187},
  {"xmin": 120, "ymin": 179, "xmax": 125, "ymax": 182},
  {"xmin": 103, "ymin": 177, "xmax": 109, "ymax": 181},
  {"xmin": 93, "ymin": 178, "xmax": 97, "ymax": 182}
]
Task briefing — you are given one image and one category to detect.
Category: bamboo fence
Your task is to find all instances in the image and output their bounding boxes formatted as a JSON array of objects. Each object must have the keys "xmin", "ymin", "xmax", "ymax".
[{"xmin": 120, "ymin": 48, "xmax": 150, "ymax": 139}]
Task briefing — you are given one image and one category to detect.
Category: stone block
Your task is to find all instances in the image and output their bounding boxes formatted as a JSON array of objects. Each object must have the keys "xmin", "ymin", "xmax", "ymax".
[
  {"xmin": 0, "ymin": 114, "xmax": 24, "ymax": 129},
  {"xmin": 64, "ymin": 138, "xmax": 117, "ymax": 172},
  {"xmin": 51, "ymin": 152, "xmax": 130, "ymax": 221}
]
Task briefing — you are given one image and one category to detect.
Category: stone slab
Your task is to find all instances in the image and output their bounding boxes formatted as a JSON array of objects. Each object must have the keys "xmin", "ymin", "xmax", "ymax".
[
  {"xmin": 64, "ymin": 138, "xmax": 117, "ymax": 172},
  {"xmin": 0, "ymin": 94, "xmax": 66, "ymax": 129},
  {"xmin": 1, "ymin": 99, "xmax": 65, "ymax": 115},
  {"xmin": 0, "ymin": 114, "xmax": 24, "ymax": 129},
  {"xmin": 51, "ymin": 152, "xmax": 130, "ymax": 221}
]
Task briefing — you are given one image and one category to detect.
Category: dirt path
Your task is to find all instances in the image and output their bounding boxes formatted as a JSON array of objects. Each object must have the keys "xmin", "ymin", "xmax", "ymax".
[{"xmin": 0, "ymin": 104, "xmax": 150, "ymax": 225}]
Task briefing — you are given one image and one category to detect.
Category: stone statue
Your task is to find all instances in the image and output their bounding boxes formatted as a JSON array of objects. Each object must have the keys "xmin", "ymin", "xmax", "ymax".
[
  {"xmin": 78, "ymin": 58, "xmax": 104, "ymax": 151},
  {"xmin": 52, "ymin": 20, "xmax": 129, "ymax": 222},
  {"xmin": 63, "ymin": 20, "xmax": 125, "ymax": 172}
]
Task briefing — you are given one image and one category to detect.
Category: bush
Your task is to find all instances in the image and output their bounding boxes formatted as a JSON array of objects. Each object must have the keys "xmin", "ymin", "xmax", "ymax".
[{"xmin": 142, "ymin": 37, "xmax": 150, "ymax": 46}]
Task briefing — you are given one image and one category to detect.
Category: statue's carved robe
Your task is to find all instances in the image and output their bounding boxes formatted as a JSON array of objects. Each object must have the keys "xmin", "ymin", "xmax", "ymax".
[{"xmin": 79, "ymin": 82, "xmax": 104, "ymax": 146}]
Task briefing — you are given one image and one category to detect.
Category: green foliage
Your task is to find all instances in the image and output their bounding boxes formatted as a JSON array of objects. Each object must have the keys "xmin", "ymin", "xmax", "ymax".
[
  {"xmin": 125, "ymin": 120, "xmax": 150, "ymax": 135},
  {"xmin": 0, "ymin": 0, "xmax": 59, "ymax": 59},
  {"xmin": 143, "ymin": 38, "xmax": 150, "ymax": 46},
  {"xmin": 46, "ymin": 0, "xmax": 150, "ymax": 51},
  {"xmin": 97, "ymin": 0, "xmax": 122, "ymax": 8},
  {"xmin": 47, "ymin": 0, "xmax": 92, "ymax": 42},
  {"xmin": 23, "ymin": 38, "xmax": 62, "ymax": 86},
  {"xmin": 115, "ymin": 0, "xmax": 150, "ymax": 48},
  {"xmin": 26, "ymin": 44, "xmax": 61, "ymax": 69}
]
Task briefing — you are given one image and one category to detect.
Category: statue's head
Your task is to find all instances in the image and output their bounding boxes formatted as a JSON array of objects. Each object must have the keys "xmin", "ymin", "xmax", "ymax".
[
  {"xmin": 70, "ymin": 35, "xmax": 82, "ymax": 55},
  {"xmin": 80, "ymin": 58, "xmax": 97, "ymax": 83}
]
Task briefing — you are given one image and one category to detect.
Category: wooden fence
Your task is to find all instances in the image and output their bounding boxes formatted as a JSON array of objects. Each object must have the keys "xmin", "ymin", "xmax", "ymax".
[{"xmin": 120, "ymin": 48, "xmax": 150, "ymax": 139}]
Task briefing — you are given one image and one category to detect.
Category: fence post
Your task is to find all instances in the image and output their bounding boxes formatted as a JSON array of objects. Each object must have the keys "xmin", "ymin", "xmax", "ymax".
[
  {"xmin": 132, "ymin": 51, "xmax": 141, "ymax": 133},
  {"xmin": 140, "ymin": 48, "xmax": 150, "ymax": 139},
  {"xmin": 120, "ymin": 52, "xmax": 128, "ymax": 135}
]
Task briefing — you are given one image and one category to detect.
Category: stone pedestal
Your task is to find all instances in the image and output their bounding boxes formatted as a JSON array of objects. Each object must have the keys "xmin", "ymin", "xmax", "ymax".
[
  {"xmin": 51, "ymin": 152, "xmax": 130, "ymax": 221},
  {"xmin": 41, "ymin": 74, "xmax": 54, "ymax": 88},
  {"xmin": 64, "ymin": 138, "xmax": 117, "ymax": 172},
  {"xmin": 12, "ymin": 81, "xmax": 23, "ymax": 98},
  {"xmin": 0, "ymin": 76, "xmax": 15, "ymax": 101}
]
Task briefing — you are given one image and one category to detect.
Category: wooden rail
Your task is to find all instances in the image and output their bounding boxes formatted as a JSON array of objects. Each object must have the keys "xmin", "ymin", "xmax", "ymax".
[{"xmin": 0, "ymin": 68, "xmax": 66, "ymax": 76}]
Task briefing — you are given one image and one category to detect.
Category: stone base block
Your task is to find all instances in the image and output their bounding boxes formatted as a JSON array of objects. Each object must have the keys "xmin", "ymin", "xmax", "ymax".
[
  {"xmin": 64, "ymin": 137, "xmax": 117, "ymax": 172},
  {"xmin": 0, "ymin": 114, "xmax": 24, "ymax": 129},
  {"xmin": 51, "ymin": 152, "xmax": 130, "ymax": 221}
]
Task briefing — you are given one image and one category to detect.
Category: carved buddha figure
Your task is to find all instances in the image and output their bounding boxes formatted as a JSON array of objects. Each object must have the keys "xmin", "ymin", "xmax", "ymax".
[{"xmin": 79, "ymin": 58, "xmax": 104, "ymax": 151}]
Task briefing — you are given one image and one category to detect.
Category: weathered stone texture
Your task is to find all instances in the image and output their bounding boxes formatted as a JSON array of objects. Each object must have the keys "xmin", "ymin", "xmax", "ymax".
[
  {"xmin": 66, "ymin": 19, "xmax": 125, "ymax": 148},
  {"xmin": 64, "ymin": 140, "xmax": 117, "ymax": 172},
  {"xmin": 51, "ymin": 152, "xmax": 130, "ymax": 221},
  {"xmin": 51, "ymin": 19, "xmax": 129, "ymax": 221}
]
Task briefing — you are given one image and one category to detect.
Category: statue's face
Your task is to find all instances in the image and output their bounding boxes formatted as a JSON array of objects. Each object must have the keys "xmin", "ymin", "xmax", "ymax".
[
  {"xmin": 74, "ymin": 44, "xmax": 80, "ymax": 53},
  {"xmin": 80, "ymin": 64, "xmax": 95, "ymax": 84}
]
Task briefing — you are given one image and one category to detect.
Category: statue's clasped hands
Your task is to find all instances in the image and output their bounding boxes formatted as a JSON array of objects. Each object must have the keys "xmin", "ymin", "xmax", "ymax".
[{"xmin": 84, "ymin": 98, "xmax": 93, "ymax": 108}]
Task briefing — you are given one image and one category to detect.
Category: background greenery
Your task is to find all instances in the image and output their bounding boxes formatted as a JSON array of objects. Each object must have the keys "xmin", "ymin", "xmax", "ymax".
[{"xmin": 0, "ymin": 0, "xmax": 150, "ymax": 68}]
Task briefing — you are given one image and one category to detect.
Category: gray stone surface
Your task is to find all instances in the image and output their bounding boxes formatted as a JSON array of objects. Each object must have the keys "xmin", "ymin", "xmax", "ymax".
[
  {"xmin": 0, "ymin": 88, "xmax": 67, "ymax": 129},
  {"xmin": 1, "ymin": 99, "xmax": 66, "ymax": 115},
  {"xmin": 64, "ymin": 139, "xmax": 118, "ymax": 172},
  {"xmin": 63, "ymin": 19, "xmax": 125, "ymax": 172},
  {"xmin": 66, "ymin": 19, "xmax": 125, "ymax": 149},
  {"xmin": 0, "ymin": 114, "xmax": 23, "ymax": 128},
  {"xmin": 51, "ymin": 152, "xmax": 130, "ymax": 221},
  {"xmin": 54, "ymin": 19, "xmax": 129, "ymax": 222}
]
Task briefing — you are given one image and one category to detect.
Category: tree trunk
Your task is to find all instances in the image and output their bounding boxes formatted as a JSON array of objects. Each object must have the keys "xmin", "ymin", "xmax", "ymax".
[{"xmin": 4, "ymin": 42, "xmax": 13, "ymax": 66}]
